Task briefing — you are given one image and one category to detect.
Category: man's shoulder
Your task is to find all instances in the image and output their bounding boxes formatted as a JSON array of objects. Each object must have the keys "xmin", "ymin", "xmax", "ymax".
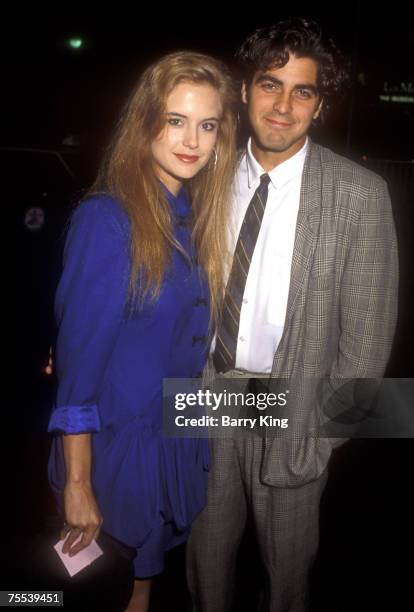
[{"xmin": 310, "ymin": 142, "xmax": 387, "ymax": 192}]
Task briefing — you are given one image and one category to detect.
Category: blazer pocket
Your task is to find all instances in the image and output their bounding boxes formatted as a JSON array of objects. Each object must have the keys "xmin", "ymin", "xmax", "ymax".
[{"xmin": 308, "ymin": 270, "xmax": 335, "ymax": 291}]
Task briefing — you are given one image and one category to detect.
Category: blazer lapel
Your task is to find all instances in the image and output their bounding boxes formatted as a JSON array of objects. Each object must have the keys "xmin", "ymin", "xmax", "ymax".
[{"xmin": 276, "ymin": 141, "xmax": 323, "ymax": 352}]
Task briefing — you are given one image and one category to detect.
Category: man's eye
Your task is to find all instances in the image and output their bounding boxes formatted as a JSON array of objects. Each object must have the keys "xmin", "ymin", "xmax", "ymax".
[
  {"xmin": 202, "ymin": 122, "xmax": 217, "ymax": 132},
  {"xmin": 296, "ymin": 89, "xmax": 312, "ymax": 99},
  {"xmin": 261, "ymin": 82, "xmax": 276, "ymax": 91},
  {"xmin": 168, "ymin": 118, "xmax": 183, "ymax": 126}
]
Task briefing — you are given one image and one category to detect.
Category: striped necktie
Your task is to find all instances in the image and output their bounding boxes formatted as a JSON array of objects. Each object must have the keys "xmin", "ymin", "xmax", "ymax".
[{"xmin": 213, "ymin": 173, "xmax": 271, "ymax": 373}]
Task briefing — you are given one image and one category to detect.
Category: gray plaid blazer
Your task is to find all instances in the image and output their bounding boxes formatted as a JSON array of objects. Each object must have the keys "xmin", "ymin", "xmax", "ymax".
[{"xmin": 254, "ymin": 140, "xmax": 399, "ymax": 487}]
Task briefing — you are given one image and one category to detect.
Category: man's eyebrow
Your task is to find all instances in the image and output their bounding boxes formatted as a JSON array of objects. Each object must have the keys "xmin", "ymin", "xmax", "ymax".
[
  {"xmin": 255, "ymin": 74, "xmax": 319, "ymax": 95},
  {"xmin": 255, "ymin": 74, "xmax": 282, "ymax": 86},
  {"xmin": 167, "ymin": 112, "xmax": 220, "ymax": 121}
]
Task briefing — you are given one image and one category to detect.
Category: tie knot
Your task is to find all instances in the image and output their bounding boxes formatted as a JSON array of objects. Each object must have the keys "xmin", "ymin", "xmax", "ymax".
[{"xmin": 259, "ymin": 173, "xmax": 271, "ymax": 188}]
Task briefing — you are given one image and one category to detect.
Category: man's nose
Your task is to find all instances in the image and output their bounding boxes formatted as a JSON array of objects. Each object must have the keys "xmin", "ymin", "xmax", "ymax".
[{"xmin": 273, "ymin": 91, "xmax": 292, "ymax": 114}]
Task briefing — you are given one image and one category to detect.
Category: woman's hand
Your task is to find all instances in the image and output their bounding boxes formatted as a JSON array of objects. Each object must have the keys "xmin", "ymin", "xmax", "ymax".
[{"xmin": 61, "ymin": 480, "xmax": 103, "ymax": 556}]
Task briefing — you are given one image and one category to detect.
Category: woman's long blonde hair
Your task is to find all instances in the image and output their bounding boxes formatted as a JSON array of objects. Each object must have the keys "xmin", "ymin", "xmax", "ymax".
[{"xmin": 90, "ymin": 51, "xmax": 237, "ymax": 325}]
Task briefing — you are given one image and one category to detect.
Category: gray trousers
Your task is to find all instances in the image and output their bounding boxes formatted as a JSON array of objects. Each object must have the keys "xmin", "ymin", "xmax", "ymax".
[{"xmin": 187, "ymin": 435, "xmax": 328, "ymax": 612}]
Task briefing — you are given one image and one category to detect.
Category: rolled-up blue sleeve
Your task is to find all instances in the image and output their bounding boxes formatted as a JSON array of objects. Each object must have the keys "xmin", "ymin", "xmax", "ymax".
[{"xmin": 48, "ymin": 196, "xmax": 130, "ymax": 434}]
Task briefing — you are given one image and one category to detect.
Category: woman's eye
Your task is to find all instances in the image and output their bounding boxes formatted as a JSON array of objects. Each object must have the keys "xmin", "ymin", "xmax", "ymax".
[
  {"xmin": 202, "ymin": 122, "xmax": 217, "ymax": 132},
  {"xmin": 168, "ymin": 118, "xmax": 183, "ymax": 126}
]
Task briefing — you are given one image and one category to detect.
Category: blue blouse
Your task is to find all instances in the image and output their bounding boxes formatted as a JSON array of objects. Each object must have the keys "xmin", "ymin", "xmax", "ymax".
[{"xmin": 48, "ymin": 188, "xmax": 210, "ymax": 550}]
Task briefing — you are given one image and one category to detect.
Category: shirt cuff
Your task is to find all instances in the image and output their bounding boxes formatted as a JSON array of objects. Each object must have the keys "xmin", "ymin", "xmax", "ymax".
[{"xmin": 48, "ymin": 404, "xmax": 101, "ymax": 434}]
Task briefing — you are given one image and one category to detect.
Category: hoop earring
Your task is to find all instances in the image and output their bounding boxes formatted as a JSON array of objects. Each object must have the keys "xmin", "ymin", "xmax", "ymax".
[{"xmin": 212, "ymin": 148, "xmax": 218, "ymax": 168}]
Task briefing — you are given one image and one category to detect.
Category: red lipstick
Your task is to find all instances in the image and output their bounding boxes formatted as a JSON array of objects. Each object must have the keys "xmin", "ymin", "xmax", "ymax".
[{"xmin": 175, "ymin": 154, "xmax": 200, "ymax": 163}]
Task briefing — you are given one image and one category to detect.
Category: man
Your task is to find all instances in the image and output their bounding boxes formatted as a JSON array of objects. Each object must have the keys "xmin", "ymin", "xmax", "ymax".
[{"xmin": 187, "ymin": 18, "xmax": 398, "ymax": 612}]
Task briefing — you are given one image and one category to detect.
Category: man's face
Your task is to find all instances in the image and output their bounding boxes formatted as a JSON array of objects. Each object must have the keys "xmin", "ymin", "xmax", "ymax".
[{"xmin": 242, "ymin": 54, "xmax": 322, "ymax": 166}]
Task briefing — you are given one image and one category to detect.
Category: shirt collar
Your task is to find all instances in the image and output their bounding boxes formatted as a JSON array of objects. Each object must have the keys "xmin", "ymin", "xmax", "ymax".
[
  {"xmin": 160, "ymin": 181, "xmax": 190, "ymax": 217},
  {"xmin": 245, "ymin": 137, "xmax": 309, "ymax": 190}
]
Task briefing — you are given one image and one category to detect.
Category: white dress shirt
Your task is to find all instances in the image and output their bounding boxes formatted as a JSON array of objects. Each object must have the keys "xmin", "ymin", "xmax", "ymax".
[{"xmin": 229, "ymin": 138, "xmax": 308, "ymax": 373}]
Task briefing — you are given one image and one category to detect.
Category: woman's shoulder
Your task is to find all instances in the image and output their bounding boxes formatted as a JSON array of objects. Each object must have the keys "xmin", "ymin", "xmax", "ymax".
[
  {"xmin": 74, "ymin": 193, "xmax": 128, "ymax": 221},
  {"xmin": 71, "ymin": 193, "xmax": 130, "ymax": 237}
]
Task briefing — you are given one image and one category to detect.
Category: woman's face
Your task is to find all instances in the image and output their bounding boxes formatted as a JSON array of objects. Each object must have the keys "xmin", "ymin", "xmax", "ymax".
[{"xmin": 151, "ymin": 81, "xmax": 222, "ymax": 195}]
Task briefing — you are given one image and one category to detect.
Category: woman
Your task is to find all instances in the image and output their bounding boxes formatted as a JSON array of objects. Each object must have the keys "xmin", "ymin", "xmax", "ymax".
[{"xmin": 47, "ymin": 51, "xmax": 237, "ymax": 611}]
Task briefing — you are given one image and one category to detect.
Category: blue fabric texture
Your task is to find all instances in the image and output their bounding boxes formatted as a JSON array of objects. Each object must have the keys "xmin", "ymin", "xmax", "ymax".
[{"xmin": 47, "ymin": 189, "xmax": 210, "ymax": 575}]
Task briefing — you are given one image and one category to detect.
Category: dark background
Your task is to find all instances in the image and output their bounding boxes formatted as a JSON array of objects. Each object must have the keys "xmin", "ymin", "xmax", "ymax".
[
  {"xmin": 4, "ymin": 6, "xmax": 414, "ymax": 159},
  {"xmin": 3, "ymin": 3, "xmax": 414, "ymax": 610}
]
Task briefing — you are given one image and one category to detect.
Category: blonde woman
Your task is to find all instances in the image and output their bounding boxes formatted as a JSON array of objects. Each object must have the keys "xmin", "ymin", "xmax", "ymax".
[{"xmin": 47, "ymin": 51, "xmax": 236, "ymax": 611}]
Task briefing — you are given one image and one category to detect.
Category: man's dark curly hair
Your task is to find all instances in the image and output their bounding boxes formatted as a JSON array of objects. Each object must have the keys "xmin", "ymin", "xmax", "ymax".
[{"xmin": 236, "ymin": 18, "xmax": 350, "ymax": 116}]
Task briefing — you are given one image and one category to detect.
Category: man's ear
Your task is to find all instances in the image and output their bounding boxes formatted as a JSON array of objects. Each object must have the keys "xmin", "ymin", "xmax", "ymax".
[
  {"xmin": 313, "ymin": 98, "xmax": 323, "ymax": 120},
  {"xmin": 241, "ymin": 81, "xmax": 248, "ymax": 104}
]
